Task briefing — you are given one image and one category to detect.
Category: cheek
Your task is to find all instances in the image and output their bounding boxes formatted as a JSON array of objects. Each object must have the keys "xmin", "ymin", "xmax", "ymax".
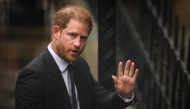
[
  {"xmin": 82, "ymin": 42, "xmax": 87, "ymax": 47},
  {"xmin": 80, "ymin": 43, "xmax": 86, "ymax": 50},
  {"xmin": 56, "ymin": 35, "xmax": 64, "ymax": 44},
  {"xmin": 56, "ymin": 37, "xmax": 64, "ymax": 49}
]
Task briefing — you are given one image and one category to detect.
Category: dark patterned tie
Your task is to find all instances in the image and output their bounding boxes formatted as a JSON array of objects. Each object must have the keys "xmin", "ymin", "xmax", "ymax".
[{"xmin": 68, "ymin": 64, "xmax": 77, "ymax": 109}]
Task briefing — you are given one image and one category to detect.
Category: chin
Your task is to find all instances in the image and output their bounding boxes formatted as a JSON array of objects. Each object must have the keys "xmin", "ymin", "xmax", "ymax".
[{"xmin": 67, "ymin": 56, "xmax": 78, "ymax": 62}]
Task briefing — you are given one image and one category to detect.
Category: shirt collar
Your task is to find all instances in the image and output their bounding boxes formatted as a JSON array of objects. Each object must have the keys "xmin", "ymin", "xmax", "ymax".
[{"xmin": 48, "ymin": 43, "xmax": 68, "ymax": 72}]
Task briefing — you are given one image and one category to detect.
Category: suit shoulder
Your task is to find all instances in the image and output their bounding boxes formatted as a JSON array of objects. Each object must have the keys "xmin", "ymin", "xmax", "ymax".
[{"xmin": 22, "ymin": 53, "xmax": 46, "ymax": 72}]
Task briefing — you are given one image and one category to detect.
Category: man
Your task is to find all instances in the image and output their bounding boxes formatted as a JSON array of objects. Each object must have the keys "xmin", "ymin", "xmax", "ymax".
[{"xmin": 15, "ymin": 5, "xmax": 139, "ymax": 109}]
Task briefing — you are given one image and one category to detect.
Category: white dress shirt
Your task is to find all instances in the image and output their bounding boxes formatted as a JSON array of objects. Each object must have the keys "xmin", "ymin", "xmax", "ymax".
[
  {"xmin": 47, "ymin": 44, "xmax": 134, "ymax": 108},
  {"xmin": 48, "ymin": 44, "xmax": 80, "ymax": 109}
]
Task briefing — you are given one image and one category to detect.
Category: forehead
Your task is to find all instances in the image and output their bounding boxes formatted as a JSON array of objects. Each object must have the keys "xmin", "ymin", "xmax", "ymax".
[{"xmin": 64, "ymin": 19, "xmax": 90, "ymax": 35}]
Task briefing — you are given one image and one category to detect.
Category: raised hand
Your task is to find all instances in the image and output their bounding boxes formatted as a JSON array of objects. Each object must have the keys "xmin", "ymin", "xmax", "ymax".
[{"xmin": 112, "ymin": 60, "xmax": 139, "ymax": 99}]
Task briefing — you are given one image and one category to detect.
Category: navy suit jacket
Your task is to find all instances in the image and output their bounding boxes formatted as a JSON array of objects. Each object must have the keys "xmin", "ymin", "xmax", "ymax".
[{"xmin": 15, "ymin": 48, "xmax": 136, "ymax": 109}]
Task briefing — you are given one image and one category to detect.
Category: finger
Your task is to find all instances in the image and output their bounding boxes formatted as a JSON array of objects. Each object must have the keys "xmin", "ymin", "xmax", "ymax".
[
  {"xmin": 118, "ymin": 62, "xmax": 123, "ymax": 77},
  {"xmin": 129, "ymin": 62, "xmax": 135, "ymax": 77},
  {"xmin": 133, "ymin": 69, "xmax": 139, "ymax": 81},
  {"xmin": 124, "ymin": 60, "xmax": 131, "ymax": 76}
]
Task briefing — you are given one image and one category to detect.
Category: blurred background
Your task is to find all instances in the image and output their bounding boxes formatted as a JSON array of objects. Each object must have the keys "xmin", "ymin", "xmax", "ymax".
[
  {"xmin": 0, "ymin": 0, "xmax": 98, "ymax": 108},
  {"xmin": 0, "ymin": 0, "xmax": 190, "ymax": 109}
]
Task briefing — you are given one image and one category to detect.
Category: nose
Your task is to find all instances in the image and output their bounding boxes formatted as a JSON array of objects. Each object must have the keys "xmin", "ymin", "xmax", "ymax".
[{"xmin": 73, "ymin": 37, "xmax": 81, "ymax": 47}]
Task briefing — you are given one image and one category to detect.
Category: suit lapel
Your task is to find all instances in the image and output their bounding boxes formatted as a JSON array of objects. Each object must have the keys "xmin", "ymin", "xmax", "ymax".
[
  {"xmin": 72, "ymin": 65, "xmax": 88, "ymax": 109},
  {"xmin": 42, "ymin": 48, "xmax": 72, "ymax": 109},
  {"xmin": 53, "ymin": 72, "xmax": 72, "ymax": 109}
]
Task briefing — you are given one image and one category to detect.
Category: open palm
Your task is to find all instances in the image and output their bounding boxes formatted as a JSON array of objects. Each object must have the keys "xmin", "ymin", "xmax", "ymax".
[{"xmin": 112, "ymin": 60, "xmax": 139, "ymax": 99}]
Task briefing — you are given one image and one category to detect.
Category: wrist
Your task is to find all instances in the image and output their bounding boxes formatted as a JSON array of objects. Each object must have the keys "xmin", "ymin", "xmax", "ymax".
[{"xmin": 118, "ymin": 92, "xmax": 134, "ymax": 102}]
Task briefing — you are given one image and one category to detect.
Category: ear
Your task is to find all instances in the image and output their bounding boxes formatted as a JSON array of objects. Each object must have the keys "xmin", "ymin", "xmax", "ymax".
[{"xmin": 53, "ymin": 26, "xmax": 60, "ymax": 39}]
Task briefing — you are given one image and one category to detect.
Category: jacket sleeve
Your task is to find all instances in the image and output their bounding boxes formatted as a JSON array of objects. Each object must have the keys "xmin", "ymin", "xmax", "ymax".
[
  {"xmin": 15, "ymin": 69, "xmax": 44, "ymax": 109},
  {"xmin": 76, "ymin": 57, "xmax": 137, "ymax": 109},
  {"xmin": 91, "ymin": 79, "xmax": 136, "ymax": 109}
]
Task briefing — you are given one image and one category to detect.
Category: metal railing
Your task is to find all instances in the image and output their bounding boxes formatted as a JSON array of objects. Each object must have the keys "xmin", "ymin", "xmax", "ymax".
[{"xmin": 115, "ymin": 0, "xmax": 190, "ymax": 109}]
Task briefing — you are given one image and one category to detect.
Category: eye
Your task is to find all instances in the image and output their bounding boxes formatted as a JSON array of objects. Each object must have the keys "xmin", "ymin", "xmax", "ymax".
[
  {"xmin": 81, "ymin": 36, "xmax": 87, "ymax": 41},
  {"xmin": 70, "ymin": 33, "xmax": 76, "ymax": 37}
]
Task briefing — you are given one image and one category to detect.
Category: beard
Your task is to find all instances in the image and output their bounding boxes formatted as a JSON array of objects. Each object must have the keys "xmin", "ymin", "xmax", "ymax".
[{"xmin": 55, "ymin": 37, "xmax": 81, "ymax": 63}]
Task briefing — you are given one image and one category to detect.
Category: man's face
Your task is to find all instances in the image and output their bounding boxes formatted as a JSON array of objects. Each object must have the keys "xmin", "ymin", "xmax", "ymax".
[{"xmin": 53, "ymin": 19, "xmax": 89, "ymax": 62}]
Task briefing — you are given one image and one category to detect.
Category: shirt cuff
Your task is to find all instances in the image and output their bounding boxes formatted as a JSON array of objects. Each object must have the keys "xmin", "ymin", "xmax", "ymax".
[{"xmin": 118, "ymin": 92, "xmax": 134, "ymax": 102}]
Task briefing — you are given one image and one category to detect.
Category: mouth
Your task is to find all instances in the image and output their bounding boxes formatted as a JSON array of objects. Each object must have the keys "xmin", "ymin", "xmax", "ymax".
[{"xmin": 70, "ymin": 50, "xmax": 79, "ymax": 55}]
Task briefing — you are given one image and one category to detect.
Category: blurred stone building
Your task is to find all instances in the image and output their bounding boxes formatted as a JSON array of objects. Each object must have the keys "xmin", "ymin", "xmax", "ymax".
[{"xmin": 0, "ymin": 0, "xmax": 98, "ymax": 108}]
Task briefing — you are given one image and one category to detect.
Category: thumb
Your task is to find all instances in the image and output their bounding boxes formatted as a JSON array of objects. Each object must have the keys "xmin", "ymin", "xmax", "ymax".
[{"xmin": 112, "ymin": 75, "xmax": 118, "ymax": 85}]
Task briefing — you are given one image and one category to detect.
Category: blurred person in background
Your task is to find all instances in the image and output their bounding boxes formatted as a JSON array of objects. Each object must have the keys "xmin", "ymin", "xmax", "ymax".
[{"xmin": 15, "ymin": 5, "xmax": 139, "ymax": 109}]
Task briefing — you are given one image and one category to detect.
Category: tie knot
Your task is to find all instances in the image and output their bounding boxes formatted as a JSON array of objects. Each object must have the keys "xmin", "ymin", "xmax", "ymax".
[
  {"xmin": 67, "ymin": 63, "xmax": 72, "ymax": 69},
  {"xmin": 68, "ymin": 64, "xmax": 74, "ymax": 78}
]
